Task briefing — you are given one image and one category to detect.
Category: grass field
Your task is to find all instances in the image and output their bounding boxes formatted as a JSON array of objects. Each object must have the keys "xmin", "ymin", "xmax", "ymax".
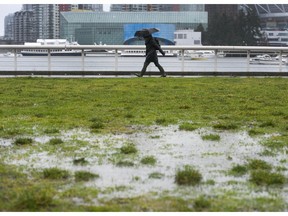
[{"xmin": 1, "ymin": 77, "xmax": 288, "ymax": 211}]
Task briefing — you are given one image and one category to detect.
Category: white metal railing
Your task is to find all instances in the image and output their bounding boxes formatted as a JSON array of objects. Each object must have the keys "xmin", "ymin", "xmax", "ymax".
[{"xmin": 1, "ymin": 45, "xmax": 288, "ymax": 74}]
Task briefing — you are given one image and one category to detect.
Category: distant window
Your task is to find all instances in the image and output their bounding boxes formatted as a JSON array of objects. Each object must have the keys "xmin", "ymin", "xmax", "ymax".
[
  {"xmin": 268, "ymin": 38, "xmax": 279, "ymax": 41},
  {"xmin": 194, "ymin": 40, "xmax": 201, "ymax": 45},
  {"xmin": 278, "ymin": 33, "xmax": 288, "ymax": 36},
  {"xmin": 268, "ymin": 33, "xmax": 273, "ymax": 36},
  {"xmin": 178, "ymin": 34, "xmax": 183, "ymax": 39},
  {"xmin": 184, "ymin": 34, "xmax": 187, "ymax": 39}
]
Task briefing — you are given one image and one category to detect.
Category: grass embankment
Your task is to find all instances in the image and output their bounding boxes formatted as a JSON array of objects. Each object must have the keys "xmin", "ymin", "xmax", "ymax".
[
  {"xmin": 1, "ymin": 77, "xmax": 288, "ymax": 136},
  {"xmin": 1, "ymin": 77, "xmax": 288, "ymax": 211}
]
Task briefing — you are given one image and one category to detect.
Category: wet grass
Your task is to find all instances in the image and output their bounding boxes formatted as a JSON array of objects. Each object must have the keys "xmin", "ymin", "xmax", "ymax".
[
  {"xmin": 249, "ymin": 170, "xmax": 286, "ymax": 186},
  {"xmin": 42, "ymin": 167, "xmax": 70, "ymax": 180},
  {"xmin": 175, "ymin": 165, "xmax": 202, "ymax": 186},
  {"xmin": 229, "ymin": 164, "xmax": 248, "ymax": 177},
  {"xmin": 48, "ymin": 138, "xmax": 64, "ymax": 145},
  {"xmin": 149, "ymin": 172, "xmax": 164, "ymax": 179},
  {"xmin": 74, "ymin": 171, "xmax": 99, "ymax": 182},
  {"xmin": 179, "ymin": 122, "xmax": 198, "ymax": 131},
  {"xmin": 247, "ymin": 159, "xmax": 272, "ymax": 171},
  {"xmin": 1, "ymin": 77, "xmax": 288, "ymax": 211},
  {"xmin": 201, "ymin": 134, "xmax": 221, "ymax": 141},
  {"xmin": 0, "ymin": 161, "xmax": 286, "ymax": 211},
  {"xmin": 14, "ymin": 137, "xmax": 33, "ymax": 146},
  {"xmin": 229, "ymin": 158, "xmax": 286, "ymax": 186},
  {"xmin": 73, "ymin": 157, "xmax": 89, "ymax": 166},
  {"xmin": 120, "ymin": 143, "xmax": 138, "ymax": 154},
  {"xmin": 116, "ymin": 160, "xmax": 135, "ymax": 167},
  {"xmin": 140, "ymin": 156, "xmax": 157, "ymax": 166}
]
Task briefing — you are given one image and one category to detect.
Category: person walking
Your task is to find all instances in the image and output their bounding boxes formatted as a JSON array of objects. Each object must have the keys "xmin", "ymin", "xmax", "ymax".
[{"xmin": 135, "ymin": 35, "xmax": 167, "ymax": 77}]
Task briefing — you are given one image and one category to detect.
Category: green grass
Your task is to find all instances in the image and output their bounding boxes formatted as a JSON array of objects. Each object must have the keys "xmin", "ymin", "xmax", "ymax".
[
  {"xmin": 1, "ymin": 77, "xmax": 288, "ymax": 211},
  {"xmin": 149, "ymin": 172, "xmax": 164, "ymax": 179},
  {"xmin": 1, "ymin": 77, "xmax": 288, "ymax": 136},
  {"xmin": 42, "ymin": 167, "xmax": 70, "ymax": 180},
  {"xmin": 247, "ymin": 159, "xmax": 272, "ymax": 171},
  {"xmin": 116, "ymin": 160, "xmax": 135, "ymax": 167},
  {"xmin": 201, "ymin": 134, "xmax": 221, "ymax": 141},
  {"xmin": 14, "ymin": 137, "xmax": 33, "ymax": 145},
  {"xmin": 74, "ymin": 171, "xmax": 100, "ymax": 182},
  {"xmin": 229, "ymin": 159, "xmax": 286, "ymax": 186},
  {"xmin": 73, "ymin": 158, "xmax": 89, "ymax": 166},
  {"xmin": 179, "ymin": 122, "xmax": 198, "ymax": 131},
  {"xmin": 249, "ymin": 170, "xmax": 286, "ymax": 186},
  {"xmin": 140, "ymin": 156, "xmax": 157, "ymax": 166},
  {"xmin": 48, "ymin": 138, "xmax": 64, "ymax": 145},
  {"xmin": 175, "ymin": 165, "xmax": 202, "ymax": 186},
  {"xmin": 229, "ymin": 164, "xmax": 248, "ymax": 177},
  {"xmin": 120, "ymin": 143, "xmax": 138, "ymax": 154}
]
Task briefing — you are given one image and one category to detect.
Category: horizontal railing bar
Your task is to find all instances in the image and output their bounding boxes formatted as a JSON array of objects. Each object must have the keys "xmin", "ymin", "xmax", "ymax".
[{"xmin": 1, "ymin": 45, "xmax": 288, "ymax": 52}]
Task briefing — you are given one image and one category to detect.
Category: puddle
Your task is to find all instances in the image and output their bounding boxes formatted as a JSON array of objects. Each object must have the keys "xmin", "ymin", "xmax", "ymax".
[{"xmin": 1, "ymin": 125, "xmax": 287, "ymax": 202}]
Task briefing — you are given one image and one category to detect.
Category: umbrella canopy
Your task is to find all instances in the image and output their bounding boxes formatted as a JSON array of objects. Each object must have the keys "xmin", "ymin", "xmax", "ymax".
[{"xmin": 134, "ymin": 28, "xmax": 159, "ymax": 38}]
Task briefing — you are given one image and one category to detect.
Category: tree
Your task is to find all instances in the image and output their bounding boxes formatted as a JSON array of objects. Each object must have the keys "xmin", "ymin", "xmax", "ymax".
[
  {"xmin": 204, "ymin": 8, "xmax": 263, "ymax": 46},
  {"xmin": 195, "ymin": 24, "xmax": 207, "ymax": 45},
  {"xmin": 244, "ymin": 8, "xmax": 263, "ymax": 45}
]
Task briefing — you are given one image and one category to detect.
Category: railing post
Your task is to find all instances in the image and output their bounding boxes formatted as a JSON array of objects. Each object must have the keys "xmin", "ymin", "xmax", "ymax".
[
  {"xmin": 115, "ymin": 49, "xmax": 118, "ymax": 71},
  {"xmin": 81, "ymin": 49, "xmax": 85, "ymax": 75},
  {"xmin": 247, "ymin": 50, "xmax": 250, "ymax": 72},
  {"xmin": 279, "ymin": 50, "xmax": 283, "ymax": 72},
  {"xmin": 214, "ymin": 49, "xmax": 218, "ymax": 72},
  {"xmin": 181, "ymin": 49, "xmax": 184, "ymax": 72},
  {"xmin": 48, "ymin": 48, "xmax": 51, "ymax": 75},
  {"xmin": 13, "ymin": 49, "xmax": 17, "ymax": 73}
]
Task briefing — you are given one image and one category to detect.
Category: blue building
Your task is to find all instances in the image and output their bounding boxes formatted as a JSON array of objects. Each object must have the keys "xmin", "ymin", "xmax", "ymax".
[{"xmin": 60, "ymin": 11, "xmax": 208, "ymax": 45}]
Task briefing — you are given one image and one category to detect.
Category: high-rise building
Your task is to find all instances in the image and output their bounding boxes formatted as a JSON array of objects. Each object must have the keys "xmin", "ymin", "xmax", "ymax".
[
  {"xmin": 31, "ymin": 4, "xmax": 60, "ymax": 39},
  {"xmin": 4, "ymin": 14, "xmax": 14, "ymax": 40},
  {"xmin": 22, "ymin": 4, "xmax": 33, "ymax": 11},
  {"xmin": 70, "ymin": 4, "xmax": 103, "ymax": 12},
  {"xmin": 13, "ymin": 11, "xmax": 36, "ymax": 43},
  {"xmin": 9, "ymin": 4, "xmax": 104, "ymax": 43},
  {"xmin": 59, "ymin": 4, "xmax": 72, "ymax": 12}
]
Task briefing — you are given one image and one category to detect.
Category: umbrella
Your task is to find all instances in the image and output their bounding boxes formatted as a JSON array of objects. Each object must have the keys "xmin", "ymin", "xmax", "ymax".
[{"xmin": 134, "ymin": 28, "xmax": 159, "ymax": 38}]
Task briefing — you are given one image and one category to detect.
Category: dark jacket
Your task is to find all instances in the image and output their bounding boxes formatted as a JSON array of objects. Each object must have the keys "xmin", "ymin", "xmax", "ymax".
[{"xmin": 144, "ymin": 36, "xmax": 165, "ymax": 63}]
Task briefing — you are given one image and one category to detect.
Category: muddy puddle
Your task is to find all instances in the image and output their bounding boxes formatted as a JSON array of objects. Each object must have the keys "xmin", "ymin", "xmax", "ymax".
[{"xmin": 1, "ymin": 125, "xmax": 287, "ymax": 202}]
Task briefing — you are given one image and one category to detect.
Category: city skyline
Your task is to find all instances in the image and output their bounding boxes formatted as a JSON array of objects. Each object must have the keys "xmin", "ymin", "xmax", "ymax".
[{"xmin": 0, "ymin": 4, "xmax": 111, "ymax": 36}]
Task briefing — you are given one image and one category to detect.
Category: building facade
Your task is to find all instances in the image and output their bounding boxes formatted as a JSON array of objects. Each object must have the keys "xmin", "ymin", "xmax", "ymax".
[
  {"xmin": 110, "ymin": 4, "xmax": 204, "ymax": 12},
  {"xmin": 60, "ymin": 11, "xmax": 208, "ymax": 45},
  {"xmin": 4, "ymin": 14, "xmax": 14, "ymax": 40},
  {"xmin": 174, "ymin": 29, "xmax": 202, "ymax": 45},
  {"xmin": 32, "ymin": 4, "xmax": 60, "ymax": 39},
  {"xmin": 13, "ymin": 11, "xmax": 36, "ymax": 43}
]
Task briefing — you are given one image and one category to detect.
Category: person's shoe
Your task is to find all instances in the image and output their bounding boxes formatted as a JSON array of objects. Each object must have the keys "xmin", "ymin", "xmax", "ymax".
[
  {"xmin": 134, "ymin": 73, "xmax": 142, "ymax": 77},
  {"xmin": 160, "ymin": 74, "xmax": 167, "ymax": 77}
]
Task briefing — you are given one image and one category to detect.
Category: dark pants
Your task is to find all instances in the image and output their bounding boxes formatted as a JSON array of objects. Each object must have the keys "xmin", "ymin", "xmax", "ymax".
[{"xmin": 140, "ymin": 60, "xmax": 165, "ymax": 76}]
